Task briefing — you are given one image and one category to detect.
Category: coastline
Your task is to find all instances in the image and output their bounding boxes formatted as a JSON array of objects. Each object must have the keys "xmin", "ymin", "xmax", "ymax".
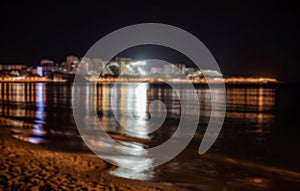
[
  {"xmin": 0, "ymin": 128, "xmax": 186, "ymax": 191},
  {"xmin": 0, "ymin": 76, "xmax": 278, "ymax": 85},
  {"xmin": 2, "ymin": 127, "xmax": 300, "ymax": 190}
]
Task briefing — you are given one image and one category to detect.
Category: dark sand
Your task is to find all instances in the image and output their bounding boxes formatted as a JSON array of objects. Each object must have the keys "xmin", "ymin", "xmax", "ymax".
[
  {"xmin": 2, "ymin": 127, "xmax": 300, "ymax": 191},
  {"xmin": 0, "ymin": 129, "xmax": 186, "ymax": 191}
]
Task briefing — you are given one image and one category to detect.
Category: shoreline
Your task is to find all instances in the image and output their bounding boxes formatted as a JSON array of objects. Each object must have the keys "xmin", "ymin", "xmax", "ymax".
[
  {"xmin": 0, "ymin": 76, "xmax": 278, "ymax": 85},
  {"xmin": 0, "ymin": 128, "xmax": 186, "ymax": 191},
  {"xmin": 2, "ymin": 127, "xmax": 300, "ymax": 190}
]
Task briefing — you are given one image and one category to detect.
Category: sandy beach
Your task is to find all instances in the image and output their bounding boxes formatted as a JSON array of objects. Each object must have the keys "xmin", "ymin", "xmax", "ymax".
[
  {"xmin": 2, "ymin": 127, "xmax": 300, "ymax": 191},
  {"xmin": 0, "ymin": 128, "xmax": 186, "ymax": 191}
]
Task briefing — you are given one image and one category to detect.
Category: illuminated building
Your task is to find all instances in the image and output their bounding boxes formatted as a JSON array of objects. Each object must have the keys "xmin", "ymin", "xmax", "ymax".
[
  {"xmin": 0, "ymin": 64, "xmax": 27, "ymax": 76},
  {"xmin": 163, "ymin": 64, "xmax": 175, "ymax": 75},
  {"xmin": 39, "ymin": 59, "xmax": 55, "ymax": 76},
  {"xmin": 90, "ymin": 58, "xmax": 105, "ymax": 74},
  {"xmin": 66, "ymin": 56, "xmax": 79, "ymax": 72},
  {"xmin": 40, "ymin": 59, "xmax": 54, "ymax": 66},
  {"xmin": 0, "ymin": 64, "xmax": 27, "ymax": 70},
  {"xmin": 174, "ymin": 63, "xmax": 186, "ymax": 75},
  {"xmin": 201, "ymin": 69, "xmax": 222, "ymax": 78},
  {"xmin": 115, "ymin": 57, "xmax": 132, "ymax": 75},
  {"xmin": 78, "ymin": 57, "xmax": 91, "ymax": 74},
  {"xmin": 37, "ymin": 67, "xmax": 43, "ymax": 76},
  {"xmin": 150, "ymin": 67, "xmax": 162, "ymax": 74}
]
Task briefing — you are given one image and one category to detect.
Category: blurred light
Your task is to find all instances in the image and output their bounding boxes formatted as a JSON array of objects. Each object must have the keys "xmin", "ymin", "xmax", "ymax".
[
  {"xmin": 137, "ymin": 68, "xmax": 147, "ymax": 75},
  {"xmin": 131, "ymin": 61, "xmax": 146, "ymax": 66}
]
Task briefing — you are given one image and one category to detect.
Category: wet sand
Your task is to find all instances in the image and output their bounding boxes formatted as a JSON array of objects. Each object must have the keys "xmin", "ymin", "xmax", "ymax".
[
  {"xmin": 2, "ymin": 127, "xmax": 300, "ymax": 191},
  {"xmin": 0, "ymin": 128, "xmax": 186, "ymax": 191}
]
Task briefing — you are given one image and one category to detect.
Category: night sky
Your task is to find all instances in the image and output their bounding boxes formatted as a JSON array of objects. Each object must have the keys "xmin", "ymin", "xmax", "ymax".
[{"xmin": 0, "ymin": 1, "xmax": 299, "ymax": 82}]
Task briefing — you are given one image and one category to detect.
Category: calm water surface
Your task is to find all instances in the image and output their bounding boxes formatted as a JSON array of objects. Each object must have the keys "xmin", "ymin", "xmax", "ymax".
[{"xmin": 1, "ymin": 82, "xmax": 300, "ymax": 190}]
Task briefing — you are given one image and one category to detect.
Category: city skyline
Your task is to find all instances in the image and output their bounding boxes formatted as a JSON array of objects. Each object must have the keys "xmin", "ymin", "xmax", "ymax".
[
  {"xmin": 0, "ymin": 2, "xmax": 299, "ymax": 82},
  {"xmin": 1, "ymin": 55, "xmax": 279, "ymax": 82}
]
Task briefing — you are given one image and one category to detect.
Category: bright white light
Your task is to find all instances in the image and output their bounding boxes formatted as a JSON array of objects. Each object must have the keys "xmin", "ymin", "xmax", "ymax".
[
  {"xmin": 37, "ymin": 67, "xmax": 43, "ymax": 76},
  {"xmin": 131, "ymin": 61, "xmax": 146, "ymax": 66},
  {"xmin": 137, "ymin": 67, "xmax": 147, "ymax": 75}
]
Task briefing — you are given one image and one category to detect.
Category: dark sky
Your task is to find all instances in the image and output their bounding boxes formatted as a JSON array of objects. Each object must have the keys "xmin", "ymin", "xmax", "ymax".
[{"xmin": 0, "ymin": 1, "xmax": 299, "ymax": 82}]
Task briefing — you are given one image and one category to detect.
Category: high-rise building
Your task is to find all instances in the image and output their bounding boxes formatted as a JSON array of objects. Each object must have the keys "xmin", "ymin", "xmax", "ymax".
[{"xmin": 66, "ymin": 56, "xmax": 79, "ymax": 72}]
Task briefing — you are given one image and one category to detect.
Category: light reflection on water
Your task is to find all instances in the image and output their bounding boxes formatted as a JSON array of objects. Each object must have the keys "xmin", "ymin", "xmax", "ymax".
[
  {"xmin": 0, "ymin": 82, "xmax": 276, "ymax": 153},
  {"xmin": 2, "ymin": 82, "xmax": 292, "ymax": 186},
  {"xmin": 0, "ymin": 83, "xmax": 47, "ymax": 143}
]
